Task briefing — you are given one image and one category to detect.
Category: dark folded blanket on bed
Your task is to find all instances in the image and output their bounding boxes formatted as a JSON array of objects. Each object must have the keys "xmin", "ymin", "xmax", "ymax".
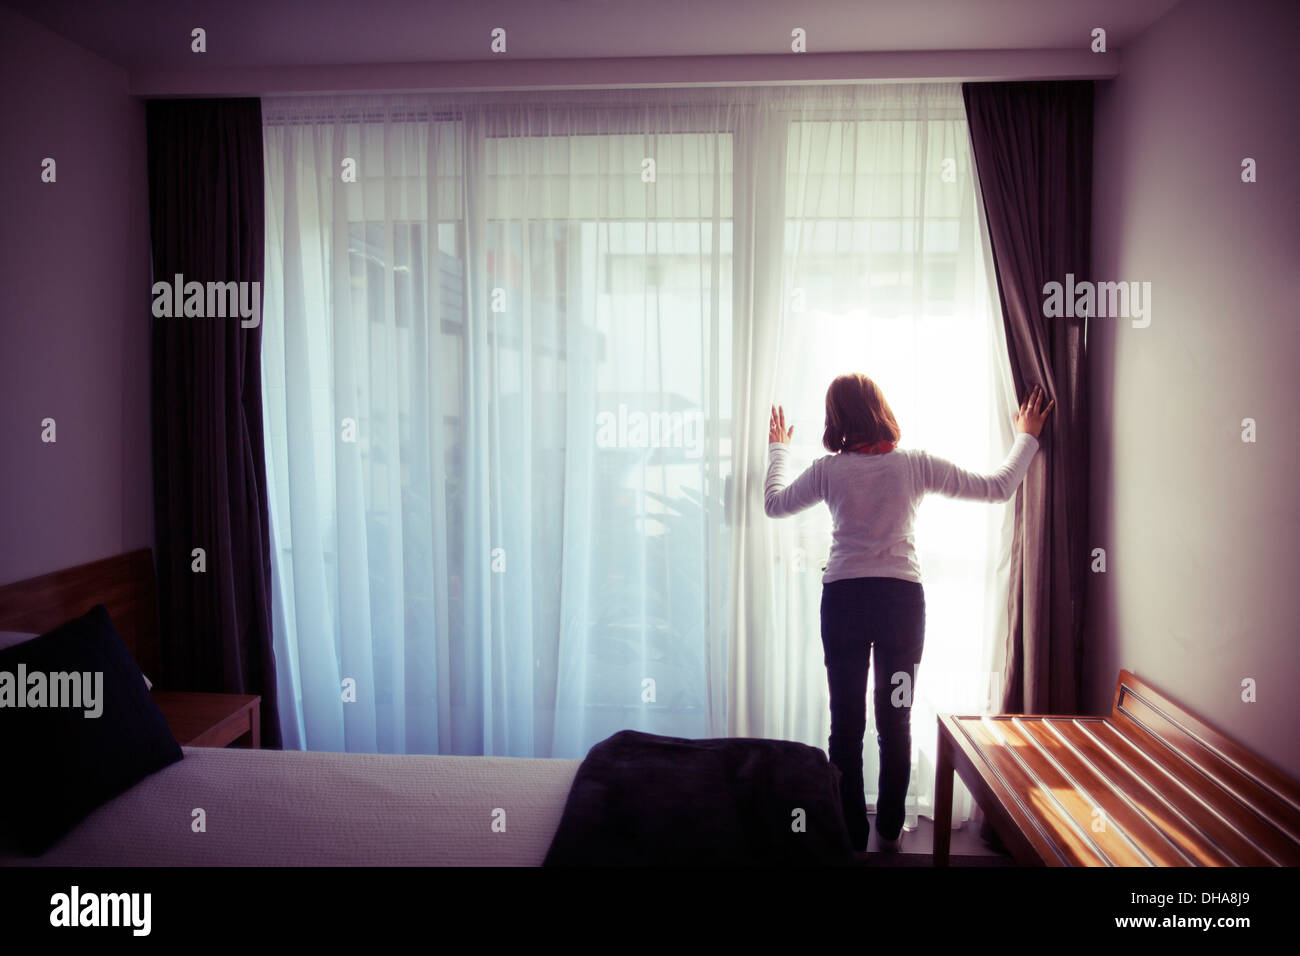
[{"xmin": 544, "ymin": 729, "xmax": 852, "ymax": 866}]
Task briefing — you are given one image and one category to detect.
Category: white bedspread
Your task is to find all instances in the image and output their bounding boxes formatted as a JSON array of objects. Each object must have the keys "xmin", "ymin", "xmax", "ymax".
[{"xmin": 3, "ymin": 747, "xmax": 581, "ymax": 866}]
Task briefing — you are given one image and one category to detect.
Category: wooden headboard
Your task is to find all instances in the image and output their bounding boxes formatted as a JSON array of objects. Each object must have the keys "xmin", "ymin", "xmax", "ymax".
[{"xmin": 0, "ymin": 549, "xmax": 160, "ymax": 679}]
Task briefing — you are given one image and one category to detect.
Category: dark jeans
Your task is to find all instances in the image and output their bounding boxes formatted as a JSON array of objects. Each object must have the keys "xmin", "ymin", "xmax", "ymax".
[{"xmin": 820, "ymin": 576, "xmax": 926, "ymax": 851}]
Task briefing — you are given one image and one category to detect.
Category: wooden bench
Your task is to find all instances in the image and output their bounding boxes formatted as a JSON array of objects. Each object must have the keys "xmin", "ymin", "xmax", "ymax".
[{"xmin": 932, "ymin": 670, "xmax": 1300, "ymax": 866}]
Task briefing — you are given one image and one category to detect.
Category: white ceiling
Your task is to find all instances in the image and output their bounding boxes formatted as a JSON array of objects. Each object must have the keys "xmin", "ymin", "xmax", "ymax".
[{"xmin": 3, "ymin": 0, "xmax": 1184, "ymax": 70}]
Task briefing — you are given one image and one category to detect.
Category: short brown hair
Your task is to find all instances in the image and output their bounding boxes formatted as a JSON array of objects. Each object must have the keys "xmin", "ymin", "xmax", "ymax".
[{"xmin": 822, "ymin": 373, "xmax": 902, "ymax": 453}]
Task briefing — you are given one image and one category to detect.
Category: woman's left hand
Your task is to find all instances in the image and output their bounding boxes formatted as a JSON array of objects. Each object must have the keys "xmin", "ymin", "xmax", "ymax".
[{"xmin": 769, "ymin": 405, "xmax": 794, "ymax": 444}]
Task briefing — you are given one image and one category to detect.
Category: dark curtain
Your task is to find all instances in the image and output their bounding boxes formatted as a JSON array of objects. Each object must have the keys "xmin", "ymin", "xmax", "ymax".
[
  {"xmin": 963, "ymin": 82, "xmax": 1092, "ymax": 716},
  {"xmin": 146, "ymin": 98, "xmax": 280, "ymax": 748}
]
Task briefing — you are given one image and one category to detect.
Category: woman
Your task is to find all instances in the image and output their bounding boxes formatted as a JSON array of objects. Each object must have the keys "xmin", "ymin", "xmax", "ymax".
[{"xmin": 764, "ymin": 373, "xmax": 1053, "ymax": 854}]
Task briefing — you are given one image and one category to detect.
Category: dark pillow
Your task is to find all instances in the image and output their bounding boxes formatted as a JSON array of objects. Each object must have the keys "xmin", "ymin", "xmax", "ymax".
[{"xmin": 0, "ymin": 605, "xmax": 182, "ymax": 855}]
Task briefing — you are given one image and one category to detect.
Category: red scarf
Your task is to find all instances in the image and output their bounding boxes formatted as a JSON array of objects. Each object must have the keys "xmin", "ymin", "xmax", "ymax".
[{"xmin": 845, "ymin": 440, "xmax": 896, "ymax": 455}]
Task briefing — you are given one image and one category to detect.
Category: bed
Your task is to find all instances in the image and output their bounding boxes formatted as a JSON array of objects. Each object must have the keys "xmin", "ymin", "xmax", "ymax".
[
  {"xmin": 2, "ymin": 747, "xmax": 579, "ymax": 867},
  {"xmin": 0, "ymin": 549, "xmax": 582, "ymax": 866}
]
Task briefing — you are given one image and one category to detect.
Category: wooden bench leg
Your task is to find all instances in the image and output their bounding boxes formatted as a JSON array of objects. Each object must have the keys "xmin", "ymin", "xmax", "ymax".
[{"xmin": 933, "ymin": 730, "xmax": 954, "ymax": 866}]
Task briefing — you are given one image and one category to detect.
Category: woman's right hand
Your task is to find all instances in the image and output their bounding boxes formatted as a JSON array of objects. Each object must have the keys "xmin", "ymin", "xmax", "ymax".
[
  {"xmin": 769, "ymin": 405, "xmax": 794, "ymax": 444},
  {"xmin": 1015, "ymin": 385, "xmax": 1055, "ymax": 438}
]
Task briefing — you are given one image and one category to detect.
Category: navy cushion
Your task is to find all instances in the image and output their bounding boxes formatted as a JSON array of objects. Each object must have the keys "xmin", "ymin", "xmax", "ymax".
[{"xmin": 0, "ymin": 605, "xmax": 182, "ymax": 855}]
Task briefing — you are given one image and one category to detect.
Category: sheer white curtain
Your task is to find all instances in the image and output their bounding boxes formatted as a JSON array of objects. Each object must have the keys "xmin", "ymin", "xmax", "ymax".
[
  {"xmin": 262, "ymin": 91, "xmax": 740, "ymax": 756},
  {"xmin": 260, "ymin": 84, "xmax": 1012, "ymax": 829},
  {"xmin": 728, "ymin": 83, "xmax": 1016, "ymax": 831}
]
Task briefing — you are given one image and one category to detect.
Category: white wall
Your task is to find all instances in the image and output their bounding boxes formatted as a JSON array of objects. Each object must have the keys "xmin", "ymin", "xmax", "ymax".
[
  {"xmin": 1088, "ymin": 0, "xmax": 1299, "ymax": 776},
  {"xmin": 0, "ymin": 6, "xmax": 154, "ymax": 585}
]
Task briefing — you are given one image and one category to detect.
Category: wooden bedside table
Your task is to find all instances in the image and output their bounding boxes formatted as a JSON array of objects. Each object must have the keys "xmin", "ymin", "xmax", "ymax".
[{"xmin": 151, "ymin": 691, "xmax": 261, "ymax": 748}]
